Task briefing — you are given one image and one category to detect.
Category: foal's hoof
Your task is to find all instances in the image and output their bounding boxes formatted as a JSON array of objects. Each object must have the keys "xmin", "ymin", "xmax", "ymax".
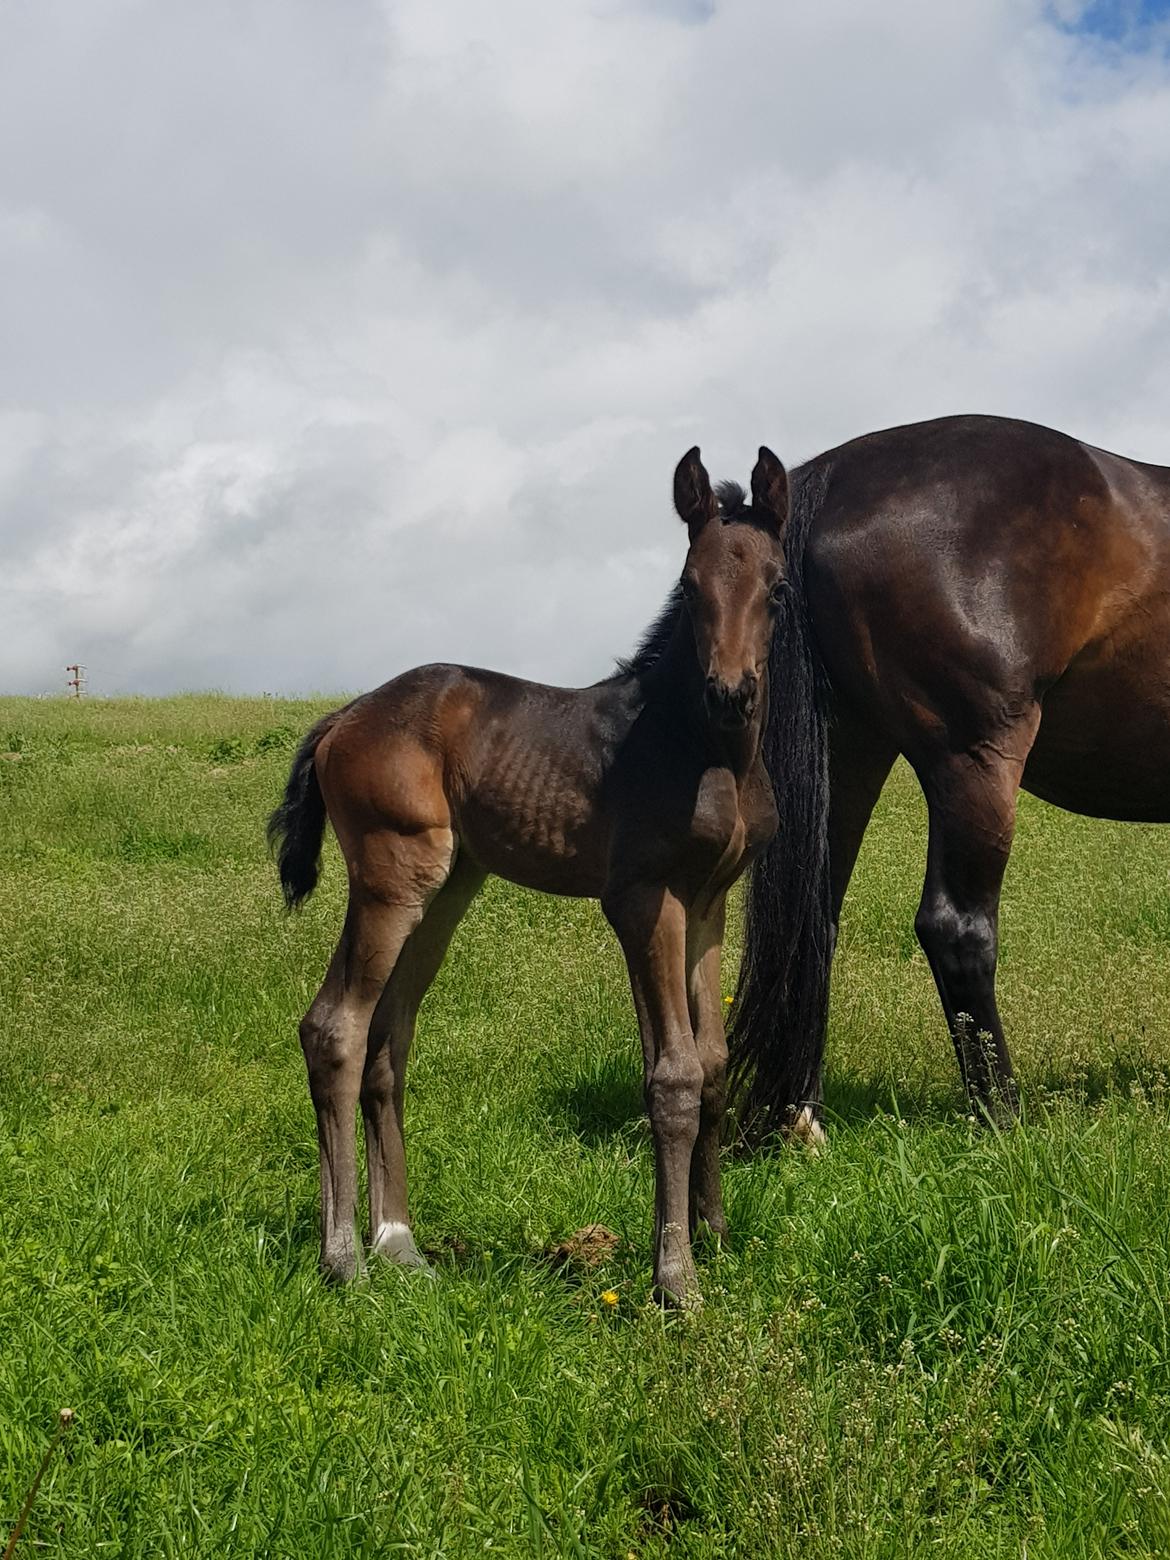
[
  {"xmin": 371, "ymin": 1221, "xmax": 433, "ymax": 1274},
  {"xmin": 653, "ymin": 1263, "xmax": 703, "ymax": 1311},
  {"xmin": 689, "ymin": 1215, "xmax": 729, "ymax": 1251},
  {"xmin": 320, "ymin": 1246, "xmax": 364, "ymax": 1285}
]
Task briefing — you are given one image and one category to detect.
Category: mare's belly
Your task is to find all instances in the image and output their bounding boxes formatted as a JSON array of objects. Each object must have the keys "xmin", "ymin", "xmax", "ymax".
[{"xmin": 1025, "ymin": 653, "xmax": 1170, "ymax": 822}]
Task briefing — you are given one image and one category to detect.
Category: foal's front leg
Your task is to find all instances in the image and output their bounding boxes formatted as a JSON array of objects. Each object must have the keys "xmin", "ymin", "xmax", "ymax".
[
  {"xmin": 687, "ymin": 898, "xmax": 729, "ymax": 1241},
  {"xmin": 604, "ymin": 883, "xmax": 704, "ymax": 1304}
]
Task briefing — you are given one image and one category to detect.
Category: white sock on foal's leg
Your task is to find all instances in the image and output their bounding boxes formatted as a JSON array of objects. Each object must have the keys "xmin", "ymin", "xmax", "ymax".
[{"xmin": 371, "ymin": 1221, "xmax": 430, "ymax": 1268}]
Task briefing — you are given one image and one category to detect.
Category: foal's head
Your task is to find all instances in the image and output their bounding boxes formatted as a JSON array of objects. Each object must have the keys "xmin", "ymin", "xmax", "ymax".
[{"xmin": 672, "ymin": 445, "xmax": 790, "ymax": 729}]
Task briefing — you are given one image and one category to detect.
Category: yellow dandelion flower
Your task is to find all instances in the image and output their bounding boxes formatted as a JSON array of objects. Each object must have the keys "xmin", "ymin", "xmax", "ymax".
[
  {"xmin": 600, "ymin": 1289, "xmax": 619, "ymax": 1307},
  {"xmin": 723, "ymin": 995, "xmax": 733, "ymax": 1005}
]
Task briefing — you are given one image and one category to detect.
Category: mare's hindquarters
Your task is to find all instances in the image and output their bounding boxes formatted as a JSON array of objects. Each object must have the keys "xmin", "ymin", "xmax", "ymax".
[{"xmin": 734, "ymin": 415, "xmax": 1170, "ymax": 1133}]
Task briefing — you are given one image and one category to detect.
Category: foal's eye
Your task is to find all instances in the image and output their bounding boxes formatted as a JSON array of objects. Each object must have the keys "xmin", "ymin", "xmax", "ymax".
[{"xmin": 768, "ymin": 579, "xmax": 788, "ymax": 608}]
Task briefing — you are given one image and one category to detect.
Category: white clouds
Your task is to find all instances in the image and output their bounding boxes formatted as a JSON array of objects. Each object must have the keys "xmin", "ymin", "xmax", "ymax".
[{"xmin": 2, "ymin": 0, "xmax": 1169, "ymax": 694}]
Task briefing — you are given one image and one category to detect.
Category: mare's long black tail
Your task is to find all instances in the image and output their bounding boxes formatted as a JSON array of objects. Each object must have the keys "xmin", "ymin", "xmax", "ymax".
[
  {"xmin": 729, "ymin": 459, "xmax": 834, "ymax": 1137},
  {"xmin": 266, "ymin": 710, "xmax": 345, "ymax": 909}
]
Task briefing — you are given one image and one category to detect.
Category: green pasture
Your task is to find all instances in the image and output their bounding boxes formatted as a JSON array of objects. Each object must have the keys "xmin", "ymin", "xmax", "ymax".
[{"xmin": 1, "ymin": 695, "xmax": 1169, "ymax": 1556}]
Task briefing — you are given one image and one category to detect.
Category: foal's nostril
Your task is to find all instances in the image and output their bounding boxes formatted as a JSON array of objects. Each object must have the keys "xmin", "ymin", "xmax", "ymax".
[{"xmin": 705, "ymin": 674, "xmax": 756, "ymax": 726}]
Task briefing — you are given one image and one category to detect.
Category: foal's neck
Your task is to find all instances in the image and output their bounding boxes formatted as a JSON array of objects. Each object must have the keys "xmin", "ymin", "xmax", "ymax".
[{"xmin": 641, "ymin": 615, "xmax": 768, "ymax": 779}]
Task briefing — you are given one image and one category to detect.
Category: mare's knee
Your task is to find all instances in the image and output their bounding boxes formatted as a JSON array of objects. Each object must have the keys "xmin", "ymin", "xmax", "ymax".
[{"xmin": 914, "ymin": 899, "xmax": 997, "ymax": 986}]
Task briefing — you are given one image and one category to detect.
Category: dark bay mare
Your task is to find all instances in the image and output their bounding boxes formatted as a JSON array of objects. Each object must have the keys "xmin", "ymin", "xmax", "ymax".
[
  {"xmin": 728, "ymin": 413, "xmax": 1170, "ymax": 1138},
  {"xmin": 269, "ymin": 448, "xmax": 790, "ymax": 1302}
]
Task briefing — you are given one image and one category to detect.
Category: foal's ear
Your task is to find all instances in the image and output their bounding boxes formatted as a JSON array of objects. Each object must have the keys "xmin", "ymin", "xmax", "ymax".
[
  {"xmin": 750, "ymin": 446, "xmax": 790, "ymax": 540},
  {"xmin": 673, "ymin": 446, "xmax": 719, "ymax": 538}
]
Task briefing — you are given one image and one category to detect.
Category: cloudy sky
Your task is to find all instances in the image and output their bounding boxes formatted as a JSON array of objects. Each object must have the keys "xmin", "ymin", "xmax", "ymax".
[{"xmin": 3, "ymin": 0, "xmax": 1170, "ymax": 696}]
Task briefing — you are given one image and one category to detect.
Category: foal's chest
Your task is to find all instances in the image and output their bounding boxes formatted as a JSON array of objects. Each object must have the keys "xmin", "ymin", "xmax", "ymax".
[{"xmin": 689, "ymin": 764, "xmax": 777, "ymax": 894}]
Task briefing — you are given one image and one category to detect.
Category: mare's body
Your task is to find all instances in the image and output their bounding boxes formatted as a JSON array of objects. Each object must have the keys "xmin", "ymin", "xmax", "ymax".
[
  {"xmin": 730, "ymin": 414, "xmax": 1170, "ymax": 1133},
  {"xmin": 271, "ymin": 449, "xmax": 789, "ymax": 1300}
]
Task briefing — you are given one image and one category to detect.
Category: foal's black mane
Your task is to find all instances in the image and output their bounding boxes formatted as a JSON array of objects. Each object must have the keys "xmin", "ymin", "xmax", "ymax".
[
  {"xmin": 715, "ymin": 479, "xmax": 749, "ymax": 517},
  {"xmin": 607, "ymin": 480, "xmax": 754, "ymax": 683}
]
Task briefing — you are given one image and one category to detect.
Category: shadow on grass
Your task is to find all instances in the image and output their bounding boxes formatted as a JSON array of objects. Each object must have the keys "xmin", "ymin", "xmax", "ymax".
[
  {"xmin": 820, "ymin": 1075, "xmax": 962, "ymax": 1129},
  {"xmin": 544, "ymin": 1051, "xmax": 647, "ymax": 1144},
  {"xmin": 514, "ymin": 1045, "xmax": 1167, "ymax": 1172},
  {"xmin": 546, "ymin": 1052, "xmax": 959, "ymax": 1148},
  {"xmin": 821, "ymin": 1054, "xmax": 1169, "ymax": 1130},
  {"xmin": 1026, "ymin": 1055, "xmax": 1170, "ymax": 1110}
]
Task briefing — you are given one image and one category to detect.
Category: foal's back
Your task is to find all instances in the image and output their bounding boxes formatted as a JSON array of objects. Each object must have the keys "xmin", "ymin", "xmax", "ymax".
[{"xmin": 314, "ymin": 661, "xmax": 640, "ymax": 899}]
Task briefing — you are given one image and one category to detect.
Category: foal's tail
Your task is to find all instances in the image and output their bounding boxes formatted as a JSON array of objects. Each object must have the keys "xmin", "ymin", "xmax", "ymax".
[
  {"xmin": 267, "ymin": 709, "xmax": 345, "ymax": 909},
  {"xmin": 728, "ymin": 460, "xmax": 834, "ymax": 1139}
]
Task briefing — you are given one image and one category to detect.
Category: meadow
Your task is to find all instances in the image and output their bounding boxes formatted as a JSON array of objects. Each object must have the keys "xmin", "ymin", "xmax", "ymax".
[{"xmin": 2, "ymin": 693, "xmax": 1170, "ymax": 1557}]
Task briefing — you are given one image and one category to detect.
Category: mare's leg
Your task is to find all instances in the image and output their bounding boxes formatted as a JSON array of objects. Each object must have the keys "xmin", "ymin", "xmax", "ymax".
[
  {"xmin": 300, "ymin": 828, "xmax": 455, "ymax": 1281},
  {"xmin": 687, "ymin": 898, "xmax": 729, "ymax": 1241},
  {"xmin": 913, "ymin": 713, "xmax": 1040, "ymax": 1124},
  {"xmin": 362, "ymin": 853, "xmax": 486, "ymax": 1266},
  {"xmin": 794, "ymin": 714, "xmax": 897, "ymax": 1142},
  {"xmin": 603, "ymin": 884, "xmax": 703, "ymax": 1304}
]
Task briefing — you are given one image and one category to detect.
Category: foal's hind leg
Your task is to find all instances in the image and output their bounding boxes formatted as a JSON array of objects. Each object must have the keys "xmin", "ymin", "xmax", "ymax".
[
  {"xmin": 362, "ymin": 853, "xmax": 486, "ymax": 1267},
  {"xmin": 300, "ymin": 830, "xmax": 455, "ymax": 1281},
  {"xmin": 913, "ymin": 713, "xmax": 1039, "ymax": 1124}
]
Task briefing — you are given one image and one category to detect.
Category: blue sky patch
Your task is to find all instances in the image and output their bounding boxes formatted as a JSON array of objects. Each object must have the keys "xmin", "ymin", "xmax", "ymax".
[{"xmin": 1065, "ymin": 0, "xmax": 1170, "ymax": 42}]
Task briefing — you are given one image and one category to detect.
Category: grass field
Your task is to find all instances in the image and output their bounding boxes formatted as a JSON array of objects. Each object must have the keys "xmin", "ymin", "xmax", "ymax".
[{"xmin": 2, "ymin": 694, "xmax": 1170, "ymax": 1557}]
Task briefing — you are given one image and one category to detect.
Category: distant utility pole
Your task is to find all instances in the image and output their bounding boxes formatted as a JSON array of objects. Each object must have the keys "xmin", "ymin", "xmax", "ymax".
[{"xmin": 65, "ymin": 664, "xmax": 85, "ymax": 699}]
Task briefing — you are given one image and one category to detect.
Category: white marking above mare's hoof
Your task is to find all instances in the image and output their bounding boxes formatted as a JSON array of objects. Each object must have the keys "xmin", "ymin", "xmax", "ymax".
[
  {"xmin": 371, "ymin": 1221, "xmax": 432, "ymax": 1271},
  {"xmin": 787, "ymin": 1106, "xmax": 829, "ymax": 1155}
]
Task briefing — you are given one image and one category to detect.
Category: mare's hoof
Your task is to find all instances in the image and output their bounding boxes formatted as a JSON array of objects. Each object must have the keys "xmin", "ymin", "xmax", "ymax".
[
  {"xmin": 786, "ymin": 1106, "xmax": 828, "ymax": 1155},
  {"xmin": 971, "ymin": 1100, "xmax": 1019, "ymax": 1132}
]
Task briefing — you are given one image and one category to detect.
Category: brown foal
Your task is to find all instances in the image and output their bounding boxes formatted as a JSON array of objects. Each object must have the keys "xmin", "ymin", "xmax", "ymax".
[{"xmin": 269, "ymin": 447, "xmax": 790, "ymax": 1302}]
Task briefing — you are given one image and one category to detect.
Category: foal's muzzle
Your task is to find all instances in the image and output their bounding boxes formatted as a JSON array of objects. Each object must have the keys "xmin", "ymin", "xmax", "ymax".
[{"xmin": 705, "ymin": 672, "xmax": 759, "ymax": 729}]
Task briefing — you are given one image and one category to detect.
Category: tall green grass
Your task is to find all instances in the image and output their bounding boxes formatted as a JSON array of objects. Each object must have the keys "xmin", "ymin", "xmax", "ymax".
[{"xmin": 1, "ymin": 696, "xmax": 1169, "ymax": 1556}]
